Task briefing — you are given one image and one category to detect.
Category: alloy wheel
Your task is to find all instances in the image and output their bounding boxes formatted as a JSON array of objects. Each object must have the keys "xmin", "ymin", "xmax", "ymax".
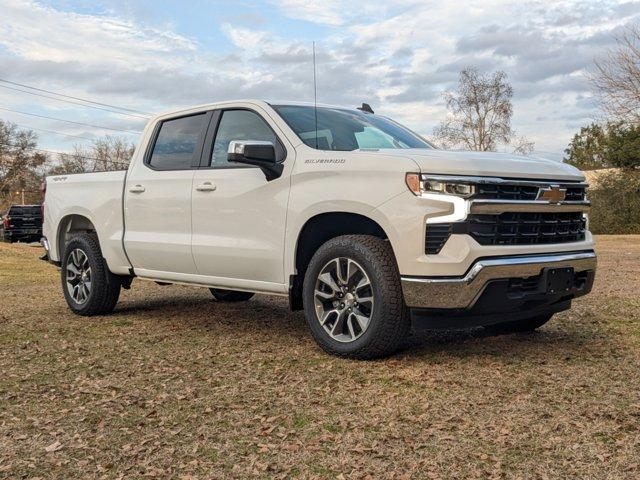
[
  {"xmin": 66, "ymin": 248, "xmax": 92, "ymax": 304},
  {"xmin": 313, "ymin": 257, "xmax": 374, "ymax": 343}
]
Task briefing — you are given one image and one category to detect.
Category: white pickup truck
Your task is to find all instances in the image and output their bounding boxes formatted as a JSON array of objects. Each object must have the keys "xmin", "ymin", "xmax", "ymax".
[{"xmin": 42, "ymin": 100, "xmax": 596, "ymax": 359}]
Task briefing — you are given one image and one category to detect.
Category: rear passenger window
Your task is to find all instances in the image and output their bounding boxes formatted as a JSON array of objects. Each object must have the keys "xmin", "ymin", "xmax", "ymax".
[{"xmin": 149, "ymin": 114, "xmax": 208, "ymax": 170}]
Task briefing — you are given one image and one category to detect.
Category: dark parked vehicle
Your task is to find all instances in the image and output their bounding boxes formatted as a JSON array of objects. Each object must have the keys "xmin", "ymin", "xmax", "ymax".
[{"xmin": 2, "ymin": 205, "xmax": 43, "ymax": 243}]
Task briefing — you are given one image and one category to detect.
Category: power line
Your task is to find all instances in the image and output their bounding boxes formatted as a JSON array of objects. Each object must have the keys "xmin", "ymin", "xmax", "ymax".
[
  {"xmin": 13, "ymin": 123, "xmax": 97, "ymax": 142},
  {"xmin": 0, "ymin": 84, "xmax": 150, "ymax": 120},
  {"xmin": 0, "ymin": 77, "xmax": 152, "ymax": 116},
  {"xmin": 0, "ymin": 106, "xmax": 142, "ymax": 134}
]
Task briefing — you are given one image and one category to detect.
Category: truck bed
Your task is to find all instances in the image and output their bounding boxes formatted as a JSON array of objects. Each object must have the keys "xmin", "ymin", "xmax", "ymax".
[{"xmin": 43, "ymin": 170, "xmax": 130, "ymax": 274}]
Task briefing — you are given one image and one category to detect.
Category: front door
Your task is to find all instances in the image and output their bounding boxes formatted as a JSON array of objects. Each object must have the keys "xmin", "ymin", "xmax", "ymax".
[
  {"xmin": 124, "ymin": 111, "xmax": 211, "ymax": 275},
  {"xmin": 191, "ymin": 108, "xmax": 292, "ymax": 289}
]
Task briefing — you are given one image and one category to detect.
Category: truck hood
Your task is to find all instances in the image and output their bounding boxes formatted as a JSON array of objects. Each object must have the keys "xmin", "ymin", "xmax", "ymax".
[{"xmin": 385, "ymin": 149, "xmax": 585, "ymax": 181}]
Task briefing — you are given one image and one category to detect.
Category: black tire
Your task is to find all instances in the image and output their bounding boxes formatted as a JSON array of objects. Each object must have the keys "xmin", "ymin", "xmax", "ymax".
[
  {"xmin": 61, "ymin": 233, "xmax": 121, "ymax": 316},
  {"xmin": 484, "ymin": 313, "xmax": 553, "ymax": 335},
  {"xmin": 302, "ymin": 235, "xmax": 409, "ymax": 360},
  {"xmin": 209, "ymin": 288, "xmax": 255, "ymax": 302}
]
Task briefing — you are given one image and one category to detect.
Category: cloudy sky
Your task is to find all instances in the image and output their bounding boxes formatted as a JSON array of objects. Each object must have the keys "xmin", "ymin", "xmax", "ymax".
[{"xmin": 0, "ymin": 0, "xmax": 638, "ymax": 160}]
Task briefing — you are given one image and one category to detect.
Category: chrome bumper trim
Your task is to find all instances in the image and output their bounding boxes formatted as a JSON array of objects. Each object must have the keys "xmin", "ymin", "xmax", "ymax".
[
  {"xmin": 40, "ymin": 236, "xmax": 50, "ymax": 252},
  {"xmin": 469, "ymin": 200, "xmax": 590, "ymax": 214},
  {"xmin": 401, "ymin": 251, "xmax": 597, "ymax": 309}
]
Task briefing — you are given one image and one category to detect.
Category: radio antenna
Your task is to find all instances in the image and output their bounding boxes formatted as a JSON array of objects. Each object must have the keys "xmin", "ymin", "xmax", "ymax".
[{"xmin": 313, "ymin": 41, "xmax": 318, "ymax": 149}]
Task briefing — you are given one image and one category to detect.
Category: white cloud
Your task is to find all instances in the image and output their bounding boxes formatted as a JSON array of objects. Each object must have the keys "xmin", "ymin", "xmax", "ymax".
[
  {"xmin": 270, "ymin": 0, "xmax": 405, "ymax": 26},
  {"xmin": 0, "ymin": 0, "xmax": 197, "ymax": 69},
  {"xmin": 0, "ymin": 0, "xmax": 639, "ymax": 155},
  {"xmin": 270, "ymin": 0, "xmax": 348, "ymax": 26}
]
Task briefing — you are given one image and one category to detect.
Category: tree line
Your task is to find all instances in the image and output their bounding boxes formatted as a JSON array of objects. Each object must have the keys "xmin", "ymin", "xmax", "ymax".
[
  {"xmin": 565, "ymin": 26, "xmax": 640, "ymax": 234},
  {"xmin": 0, "ymin": 123, "xmax": 133, "ymax": 211}
]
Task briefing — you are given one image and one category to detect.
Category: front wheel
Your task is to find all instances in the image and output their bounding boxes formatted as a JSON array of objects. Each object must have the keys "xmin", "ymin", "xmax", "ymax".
[
  {"xmin": 61, "ymin": 233, "xmax": 121, "ymax": 316},
  {"xmin": 302, "ymin": 235, "xmax": 409, "ymax": 360},
  {"xmin": 484, "ymin": 314, "xmax": 554, "ymax": 335}
]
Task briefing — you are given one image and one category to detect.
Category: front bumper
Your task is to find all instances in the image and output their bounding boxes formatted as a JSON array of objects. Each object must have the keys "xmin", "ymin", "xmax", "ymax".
[{"xmin": 401, "ymin": 250, "xmax": 597, "ymax": 309}]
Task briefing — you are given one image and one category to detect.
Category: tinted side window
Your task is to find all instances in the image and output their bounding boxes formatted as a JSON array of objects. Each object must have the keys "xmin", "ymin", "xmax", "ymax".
[
  {"xmin": 211, "ymin": 110, "xmax": 276, "ymax": 167},
  {"xmin": 149, "ymin": 114, "xmax": 208, "ymax": 170}
]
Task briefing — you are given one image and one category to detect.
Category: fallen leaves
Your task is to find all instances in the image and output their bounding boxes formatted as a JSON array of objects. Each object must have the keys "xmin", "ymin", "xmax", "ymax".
[
  {"xmin": 44, "ymin": 441, "xmax": 63, "ymax": 453},
  {"xmin": 1, "ymin": 237, "xmax": 640, "ymax": 478}
]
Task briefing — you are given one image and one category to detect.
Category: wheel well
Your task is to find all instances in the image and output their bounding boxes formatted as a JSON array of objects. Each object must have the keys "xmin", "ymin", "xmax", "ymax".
[
  {"xmin": 290, "ymin": 212, "xmax": 389, "ymax": 310},
  {"xmin": 57, "ymin": 214, "xmax": 96, "ymax": 258}
]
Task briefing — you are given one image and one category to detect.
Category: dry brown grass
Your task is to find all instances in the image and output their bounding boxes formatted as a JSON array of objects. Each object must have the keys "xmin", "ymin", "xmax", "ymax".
[{"xmin": 1, "ymin": 236, "xmax": 639, "ymax": 479}]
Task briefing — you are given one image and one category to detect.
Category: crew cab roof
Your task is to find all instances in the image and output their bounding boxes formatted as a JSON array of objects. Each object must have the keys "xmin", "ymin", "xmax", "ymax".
[{"xmin": 150, "ymin": 100, "xmax": 359, "ymax": 121}]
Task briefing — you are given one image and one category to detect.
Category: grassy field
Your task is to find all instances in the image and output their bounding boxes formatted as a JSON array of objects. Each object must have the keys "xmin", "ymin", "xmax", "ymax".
[{"xmin": 1, "ymin": 236, "xmax": 639, "ymax": 479}]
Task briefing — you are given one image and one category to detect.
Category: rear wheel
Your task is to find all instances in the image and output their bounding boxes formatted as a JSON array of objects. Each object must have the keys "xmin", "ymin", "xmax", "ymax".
[
  {"xmin": 484, "ymin": 313, "xmax": 553, "ymax": 335},
  {"xmin": 302, "ymin": 235, "xmax": 408, "ymax": 359},
  {"xmin": 209, "ymin": 288, "xmax": 255, "ymax": 302},
  {"xmin": 61, "ymin": 233, "xmax": 121, "ymax": 316}
]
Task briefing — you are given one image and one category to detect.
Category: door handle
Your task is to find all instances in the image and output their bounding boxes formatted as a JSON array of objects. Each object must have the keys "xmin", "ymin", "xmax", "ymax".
[
  {"xmin": 129, "ymin": 184, "xmax": 145, "ymax": 193},
  {"xmin": 195, "ymin": 182, "xmax": 217, "ymax": 192}
]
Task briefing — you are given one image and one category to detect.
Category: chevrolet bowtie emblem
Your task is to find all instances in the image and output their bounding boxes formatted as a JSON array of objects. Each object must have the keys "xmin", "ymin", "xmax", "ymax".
[{"xmin": 537, "ymin": 185, "xmax": 567, "ymax": 203}]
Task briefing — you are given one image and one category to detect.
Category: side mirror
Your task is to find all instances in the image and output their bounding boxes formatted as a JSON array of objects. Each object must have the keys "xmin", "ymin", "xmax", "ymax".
[{"xmin": 227, "ymin": 141, "xmax": 283, "ymax": 181}]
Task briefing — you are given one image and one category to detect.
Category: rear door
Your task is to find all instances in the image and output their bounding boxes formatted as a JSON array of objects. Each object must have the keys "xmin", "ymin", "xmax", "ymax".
[
  {"xmin": 191, "ymin": 108, "xmax": 292, "ymax": 287},
  {"xmin": 124, "ymin": 111, "xmax": 212, "ymax": 275}
]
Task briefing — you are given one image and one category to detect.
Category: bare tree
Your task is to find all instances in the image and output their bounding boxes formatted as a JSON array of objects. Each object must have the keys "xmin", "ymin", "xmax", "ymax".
[
  {"xmin": 592, "ymin": 25, "xmax": 640, "ymax": 124},
  {"xmin": 47, "ymin": 136, "xmax": 134, "ymax": 175},
  {"xmin": 511, "ymin": 136, "xmax": 535, "ymax": 156},
  {"xmin": 47, "ymin": 148, "xmax": 91, "ymax": 175},
  {"xmin": 433, "ymin": 67, "xmax": 534, "ymax": 154},
  {"xmin": 88, "ymin": 136, "xmax": 135, "ymax": 172},
  {"xmin": 0, "ymin": 120, "xmax": 47, "ymax": 209},
  {"xmin": 434, "ymin": 67, "xmax": 513, "ymax": 151}
]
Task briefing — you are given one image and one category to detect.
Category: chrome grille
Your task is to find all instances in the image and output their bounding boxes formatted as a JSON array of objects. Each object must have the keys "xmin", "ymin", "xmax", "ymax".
[{"xmin": 474, "ymin": 183, "xmax": 540, "ymax": 201}]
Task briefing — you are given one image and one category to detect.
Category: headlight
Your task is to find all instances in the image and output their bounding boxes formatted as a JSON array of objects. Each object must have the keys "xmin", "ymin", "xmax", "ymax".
[{"xmin": 406, "ymin": 173, "xmax": 476, "ymax": 198}]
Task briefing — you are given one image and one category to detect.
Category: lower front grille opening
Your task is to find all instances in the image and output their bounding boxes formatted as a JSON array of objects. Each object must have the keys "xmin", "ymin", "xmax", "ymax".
[
  {"xmin": 425, "ymin": 224, "xmax": 452, "ymax": 254},
  {"xmin": 509, "ymin": 275, "xmax": 542, "ymax": 293},
  {"xmin": 573, "ymin": 271, "xmax": 589, "ymax": 290},
  {"xmin": 508, "ymin": 274, "xmax": 541, "ymax": 296}
]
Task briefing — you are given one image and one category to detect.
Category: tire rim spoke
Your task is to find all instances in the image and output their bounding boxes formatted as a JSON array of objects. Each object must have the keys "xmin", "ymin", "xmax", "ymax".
[
  {"xmin": 355, "ymin": 276, "xmax": 371, "ymax": 292},
  {"xmin": 320, "ymin": 309, "xmax": 338, "ymax": 326},
  {"xmin": 352, "ymin": 309, "xmax": 370, "ymax": 331},
  {"xmin": 355, "ymin": 295, "xmax": 373, "ymax": 305},
  {"xmin": 330, "ymin": 309, "xmax": 348, "ymax": 337},
  {"xmin": 313, "ymin": 256, "xmax": 374, "ymax": 343},
  {"xmin": 316, "ymin": 272, "xmax": 339, "ymax": 296},
  {"xmin": 66, "ymin": 263, "xmax": 80, "ymax": 281},
  {"xmin": 346, "ymin": 314, "xmax": 357, "ymax": 339}
]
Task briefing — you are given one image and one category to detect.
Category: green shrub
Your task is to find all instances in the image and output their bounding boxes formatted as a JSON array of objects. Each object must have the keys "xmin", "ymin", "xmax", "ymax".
[{"xmin": 588, "ymin": 170, "xmax": 640, "ymax": 234}]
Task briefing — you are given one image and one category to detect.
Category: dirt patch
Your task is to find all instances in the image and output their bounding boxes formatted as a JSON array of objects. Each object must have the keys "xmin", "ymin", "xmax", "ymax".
[{"xmin": 1, "ymin": 237, "xmax": 639, "ymax": 478}]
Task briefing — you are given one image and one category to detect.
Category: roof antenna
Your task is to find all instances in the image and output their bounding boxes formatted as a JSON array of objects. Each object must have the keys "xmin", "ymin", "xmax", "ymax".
[{"xmin": 313, "ymin": 41, "xmax": 318, "ymax": 149}]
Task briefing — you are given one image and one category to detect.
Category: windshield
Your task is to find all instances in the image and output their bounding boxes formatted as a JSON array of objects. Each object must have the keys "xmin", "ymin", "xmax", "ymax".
[{"xmin": 273, "ymin": 105, "xmax": 433, "ymax": 151}]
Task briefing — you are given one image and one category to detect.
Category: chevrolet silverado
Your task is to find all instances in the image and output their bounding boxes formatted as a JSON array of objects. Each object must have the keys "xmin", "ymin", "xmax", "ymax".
[{"xmin": 41, "ymin": 100, "xmax": 596, "ymax": 358}]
